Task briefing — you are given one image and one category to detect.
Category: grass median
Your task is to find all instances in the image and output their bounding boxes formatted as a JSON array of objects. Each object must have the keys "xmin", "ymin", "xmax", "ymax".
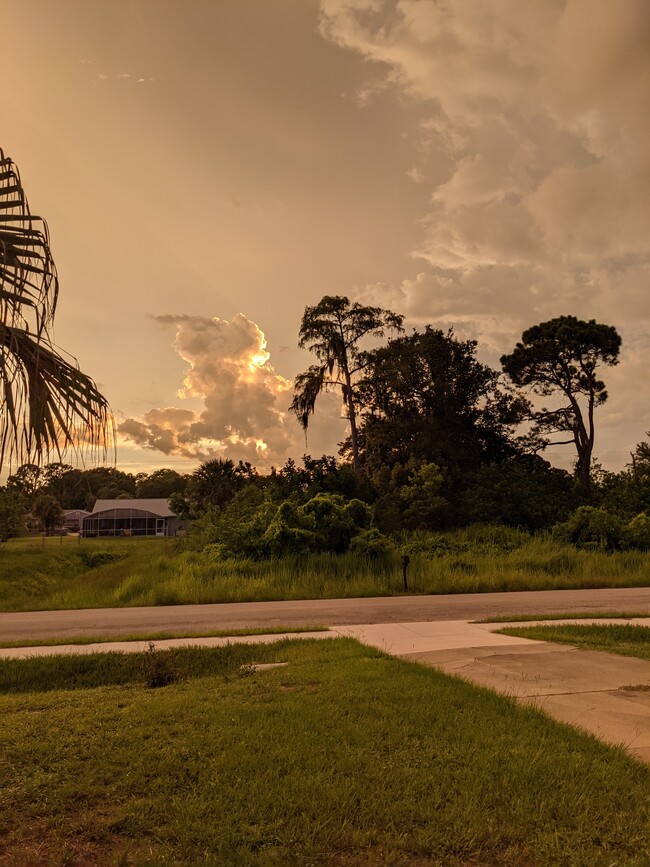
[
  {"xmin": 0, "ymin": 625, "xmax": 328, "ymax": 649},
  {"xmin": 1, "ymin": 637, "xmax": 650, "ymax": 864},
  {"xmin": 477, "ymin": 612, "xmax": 650, "ymax": 623},
  {"xmin": 498, "ymin": 622, "xmax": 650, "ymax": 661}
]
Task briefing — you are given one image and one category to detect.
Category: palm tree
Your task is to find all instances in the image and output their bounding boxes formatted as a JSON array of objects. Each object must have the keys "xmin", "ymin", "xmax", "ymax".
[{"xmin": 0, "ymin": 147, "xmax": 110, "ymax": 468}]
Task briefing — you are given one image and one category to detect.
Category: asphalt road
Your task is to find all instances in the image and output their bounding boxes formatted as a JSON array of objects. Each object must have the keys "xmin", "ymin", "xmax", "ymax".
[{"xmin": 2, "ymin": 586, "xmax": 650, "ymax": 642}]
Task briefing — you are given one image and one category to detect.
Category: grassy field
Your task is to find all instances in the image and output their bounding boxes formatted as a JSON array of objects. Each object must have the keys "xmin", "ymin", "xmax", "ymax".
[
  {"xmin": 499, "ymin": 623, "xmax": 650, "ymax": 661},
  {"xmin": 2, "ymin": 638, "xmax": 650, "ymax": 864},
  {"xmin": 2, "ymin": 528, "xmax": 650, "ymax": 612}
]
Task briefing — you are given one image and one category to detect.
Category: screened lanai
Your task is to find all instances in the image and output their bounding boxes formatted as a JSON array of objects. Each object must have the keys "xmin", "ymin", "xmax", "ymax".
[{"xmin": 82, "ymin": 499, "xmax": 179, "ymax": 537}]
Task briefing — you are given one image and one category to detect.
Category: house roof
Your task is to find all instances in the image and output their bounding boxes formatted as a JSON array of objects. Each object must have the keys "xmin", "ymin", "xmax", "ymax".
[
  {"xmin": 63, "ymin": 510, "xmax": 91, "ymax": 518},
  {"xmin": 88, "ymin": 499, "xmax": 174, "ymax": 518}
]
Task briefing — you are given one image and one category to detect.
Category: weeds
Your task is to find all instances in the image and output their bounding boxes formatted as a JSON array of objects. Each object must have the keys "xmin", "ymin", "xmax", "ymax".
[
  {"xmin": 142, "ymin": 642, "xmax": 177, "ymax": 688},
  {"xmin": 2, "ymin": 530, "xmax": 650, "ymax": 612}
]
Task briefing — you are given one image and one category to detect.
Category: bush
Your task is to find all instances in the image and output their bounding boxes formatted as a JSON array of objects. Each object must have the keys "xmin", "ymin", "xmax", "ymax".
[
  {"xmin": 78, "ymin": 550, "xmax": 124, "ymax": 569},
  {"xmin": 553, "ymin": 506, "xmax": 624, "ymax": 550},
  {"xmin": 459, "ymin": 457, "xmax": 576, "ymax": 531},
  {"xmin": 263, "ymin": 502, "xmax": 317, "ymax": 556},
  {"xmin": 349, "ymin": 528, "xmax": 394, "ymax": 559},
  {"xmin": 625, "ymin": 513, "xmax": 650, "ymax": 550},
  {"xmin": 373, "ymin": 460, "xmax": 447, "ymax": 533}
]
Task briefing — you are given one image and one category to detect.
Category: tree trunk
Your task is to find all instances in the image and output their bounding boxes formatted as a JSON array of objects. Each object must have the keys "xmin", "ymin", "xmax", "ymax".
[{"xmin": 343, "ymin": 368, "xmax": 362, "ymax": 478}]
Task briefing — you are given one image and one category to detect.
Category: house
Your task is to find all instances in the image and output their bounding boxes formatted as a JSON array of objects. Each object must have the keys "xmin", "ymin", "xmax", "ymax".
[
  {"xmin": 81, "ymin": 499, "xmax": 188, "ymax": 538},
  {"xmin": 62, "ymin": 509, "xmax": 91, "ymax": 534}
]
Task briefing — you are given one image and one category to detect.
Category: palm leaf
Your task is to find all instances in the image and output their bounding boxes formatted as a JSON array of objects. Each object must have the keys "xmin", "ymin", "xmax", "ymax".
[{"xmin": 0, "ymin": 148, "xmax": 110, "ymax": 468}]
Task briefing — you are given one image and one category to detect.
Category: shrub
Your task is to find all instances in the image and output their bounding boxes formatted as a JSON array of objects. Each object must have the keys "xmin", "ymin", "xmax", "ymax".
[
  {"xmin": 349, "ymin": 528, "xmax": 394, "ymax": 559},
  {"xmin": 553, "ymin": 506, "xmax": 623, "ymax": 550},
  {"xmin": 263, "ymin": 502, "xmax": 318, "ymax": 557},
  {"xmin": 78, "ymin": 550, "xmax": 123, "ymax": 569},
  {"xmin": 625, "ymin": 513, "xmax": 650, "ymax": 550}
]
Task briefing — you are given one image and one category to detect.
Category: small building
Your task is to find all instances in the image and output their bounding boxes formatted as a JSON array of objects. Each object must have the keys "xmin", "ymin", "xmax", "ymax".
[
  {"xmin": 82, "ymin": 499, "xmax": 188, "ymax": 538},
  {"xmin": 63, "ymin": 509, "xmax": 91, "ymax": 534}
]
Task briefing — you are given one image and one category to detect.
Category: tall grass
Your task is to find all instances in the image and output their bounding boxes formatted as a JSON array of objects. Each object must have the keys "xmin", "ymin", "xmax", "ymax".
[{"xmin": 1, "ymin": 528, "xmax": 650, "ymax": 611}]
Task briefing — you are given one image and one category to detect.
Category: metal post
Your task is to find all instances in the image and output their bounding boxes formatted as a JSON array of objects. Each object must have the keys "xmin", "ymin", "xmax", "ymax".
[{"xmin": 401, "ymin": 554, "xmax": 410, "ymax": 592}]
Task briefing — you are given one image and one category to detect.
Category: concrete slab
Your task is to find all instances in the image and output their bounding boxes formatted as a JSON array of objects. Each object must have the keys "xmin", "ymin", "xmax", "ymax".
[
  {"xmin": 524, "ymin": 689, "xmax": 650, "ymax": 764},
  {"xmin": 404, "ymin": 640, "xmax": 650, "ymax": 764},
  {"xmin": 408, "ymin": 645, "xmax": 650, "ymax": 697},
  {"xmin": 332, "ymin": 620, "xmax": 544, "ymax": 655}
]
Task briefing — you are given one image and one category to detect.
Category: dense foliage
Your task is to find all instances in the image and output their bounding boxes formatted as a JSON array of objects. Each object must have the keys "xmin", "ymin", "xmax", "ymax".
[{"xmin": 0, "ymin": 303, "xmax": 644, "ymax": 560}]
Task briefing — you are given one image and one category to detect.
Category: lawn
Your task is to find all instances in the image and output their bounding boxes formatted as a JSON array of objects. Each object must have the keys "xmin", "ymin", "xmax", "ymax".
[
  {"xmin": 0, "ymin": 625, "xmax": 328, "ymax": 649},
  {"xmin": 478, "ymin": 612, "xmax": 650, "ymax": 624},
  {"xmin": 1, "ymin": 638, "xmax": 650, "ymax": 864},
  {"xmin": 2, "ymin": 529, "xmax": 650, "ymax": 612},
  {"xmin": 499, "ymin": 622, "xmax": 650, "ymax": 661}
]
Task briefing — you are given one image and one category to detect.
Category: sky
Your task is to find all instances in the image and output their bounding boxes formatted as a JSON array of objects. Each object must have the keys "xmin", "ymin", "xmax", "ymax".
[{"xmin": 1, "ymin": 0, "xmax": 649, "ymax": 476}]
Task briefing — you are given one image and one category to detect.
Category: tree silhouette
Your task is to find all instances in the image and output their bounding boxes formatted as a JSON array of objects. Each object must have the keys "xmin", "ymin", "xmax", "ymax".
[
  {"xmin": 290, "ymin": 295, "xmax": 403, "ymax": 477},
  {"xmin": 355, "ymin": 326, "xmax": 527, "ymax": 476},
  {"xmin": 501, "ymin": 316, "xmax": 621, "ymax": 495},
  {"xmin": 185, "ymin": 458, "xmax": 255, "ymax": 512},
  {"xmin": 0, "ymin": 147, "xmax": 109, "ymax": 469}
]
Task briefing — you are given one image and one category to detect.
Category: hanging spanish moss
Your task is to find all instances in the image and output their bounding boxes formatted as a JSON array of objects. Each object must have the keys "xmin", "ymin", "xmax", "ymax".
[{"xmin": 0, "ymin": 147, "xmax": 112, "ymax": 468}]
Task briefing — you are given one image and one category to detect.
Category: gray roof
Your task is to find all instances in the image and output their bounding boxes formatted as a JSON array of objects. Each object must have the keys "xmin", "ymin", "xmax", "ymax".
[
  {"xmin": 89, "ymin": 499, "xmax": 174, "ymax": 518},
  {"xmin": 63, "ymin": 509, "xmax": 91, "ymax": 518}
]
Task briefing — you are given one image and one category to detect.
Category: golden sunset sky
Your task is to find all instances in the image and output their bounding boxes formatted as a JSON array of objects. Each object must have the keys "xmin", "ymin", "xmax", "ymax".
[{"xmin": 2, "ymin": 0, "xmax": 649, "ymax": 474}]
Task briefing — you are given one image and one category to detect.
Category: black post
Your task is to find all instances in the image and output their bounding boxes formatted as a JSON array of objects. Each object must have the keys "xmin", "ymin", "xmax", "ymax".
[{"xmin": 401, "ymin": 554, "xmax": 410, "ymax": 592}]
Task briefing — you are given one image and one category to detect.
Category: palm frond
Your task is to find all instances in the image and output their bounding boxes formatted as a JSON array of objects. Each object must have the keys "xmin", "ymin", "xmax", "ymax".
[
  {"xmin": 0, "ymin": 149, "xmax": 57, "ymax": 334},
  {"xmin": 0, "ymin": 147, "xmax": 111, "ymax": 468}
]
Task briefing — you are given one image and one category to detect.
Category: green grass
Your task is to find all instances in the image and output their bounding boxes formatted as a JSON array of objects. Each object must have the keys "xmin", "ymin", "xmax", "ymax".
[
  {"xmin": 2, "ymin": 528, "xmax": 650, "ymax": 612},
  {"xmin": 0, "ymin": 625, "xmax": 328, "ymax": 649},
  {"xmin": 1, "ymin": 638, "xmax": 650, "ymax": 864},
  {"xmin": 499, "ymin": 623, "xmax": 650, "ymax": 661},
  {"xmin": 477, "ymin": 612, "xmax": 650, "ymax": 624}
]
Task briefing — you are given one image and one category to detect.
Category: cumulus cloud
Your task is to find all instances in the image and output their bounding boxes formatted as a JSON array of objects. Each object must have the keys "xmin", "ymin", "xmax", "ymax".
[
  {"xmin": 320, "ymin": 0, "xmax": 650, "ymax": 463},
  {"xmin": 118, "ymin": 313, "xmax": 346, "ymax": 467}
]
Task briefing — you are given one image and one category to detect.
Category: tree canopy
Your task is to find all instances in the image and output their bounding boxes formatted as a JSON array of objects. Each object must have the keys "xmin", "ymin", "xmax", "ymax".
[
  {"xmin": 290, "ymin": 295, "xmax": 403, "ymax": 476},
  {"xmin": 501, "ymin": 316, "xmax": 621, "ymax": 494},
  {"xmin": 355, "ymin": 327, "xmax": 528, "ymax": 477}
]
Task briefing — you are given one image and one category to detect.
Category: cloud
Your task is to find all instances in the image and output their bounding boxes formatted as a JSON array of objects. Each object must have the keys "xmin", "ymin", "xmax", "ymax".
[
  {"xmin": 94, "ymin": 71, "xmax": 154, "ymax": 84},
  {"xmin": 119, "ymin": 313, "xmax": 346, "ymax": 467},
  {"xmin": 320, "ymin": 0, "xmax": 650, "ymax": 463}
]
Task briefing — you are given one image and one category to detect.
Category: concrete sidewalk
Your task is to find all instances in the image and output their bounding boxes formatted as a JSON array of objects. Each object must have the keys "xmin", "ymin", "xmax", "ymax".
[{"xmin": 3, "ymin": 618, "xmax": 650, "ymax": 763}]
